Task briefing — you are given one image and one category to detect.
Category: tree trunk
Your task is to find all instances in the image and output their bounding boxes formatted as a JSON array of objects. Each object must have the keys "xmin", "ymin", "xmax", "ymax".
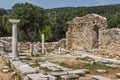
[
  {"xmin": 35, "ymin": 28, "xmax": 41, "ymax": 41},
  {"xmin": 24, "ymin": 26, "xmax": 30, "ymax": 41}
]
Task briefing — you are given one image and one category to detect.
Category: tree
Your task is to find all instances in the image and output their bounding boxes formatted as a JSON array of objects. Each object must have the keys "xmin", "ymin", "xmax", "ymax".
[
  {"xmin": 0, "ymin": 8, "xmax": 9, "ymax": 36},
  {"xmin": 0, "ymin": 8, "xmax": 7, "ymax": 16},
  {"xmin": 11, "ymin": 3, "xmax": 49, "ymax": 41},
  {"xmin": 1, "ymin": 3, "xmax": 120, "ymax": 41},
  {"xmin": 108, "ymin": 12, "xmax": 120, "ymax": 28}
]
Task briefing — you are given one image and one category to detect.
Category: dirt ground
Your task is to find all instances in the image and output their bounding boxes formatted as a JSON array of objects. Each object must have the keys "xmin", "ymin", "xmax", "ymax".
[
  {"xmin": 0, "ymin": 53, "xmax": 119, "ymax": 80},
  {"xmin": 47, "ymin": 57, "xmax": 120, "ymax": 80},
  {"xmin": 0, "ymin": 56, "xmax": 13, "ymax": 80}
]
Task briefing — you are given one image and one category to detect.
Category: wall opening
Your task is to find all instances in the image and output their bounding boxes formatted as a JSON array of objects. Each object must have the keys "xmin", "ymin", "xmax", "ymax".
[{"xmin": 93, "ymin": 25, "xmax": 99, "ymax": 48}]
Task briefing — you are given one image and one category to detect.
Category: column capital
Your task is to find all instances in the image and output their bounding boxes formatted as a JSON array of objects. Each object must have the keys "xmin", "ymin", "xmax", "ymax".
[{"xmin": 9, "ymin": 19, "xmax": 20, "ymax": 24}]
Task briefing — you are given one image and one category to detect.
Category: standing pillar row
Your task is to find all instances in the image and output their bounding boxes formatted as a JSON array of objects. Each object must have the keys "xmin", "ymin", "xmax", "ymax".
[{"xmin": 9, "ymin": 19, "xmax": 20, "ymax": 58}]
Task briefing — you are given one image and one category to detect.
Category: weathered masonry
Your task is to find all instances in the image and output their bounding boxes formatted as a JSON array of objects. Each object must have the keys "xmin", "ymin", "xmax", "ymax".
[
  {"xmin": 66, "ymin": 14, "xmax": 107, "ymax": 51},
  {"xmin": 66, "ymin": 13, "xmax": 120, "ymax": 55}
]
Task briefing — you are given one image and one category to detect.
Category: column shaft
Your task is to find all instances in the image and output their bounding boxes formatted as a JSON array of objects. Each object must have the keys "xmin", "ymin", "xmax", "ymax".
[
  {"xmin": 41, "ymin": 34, "xmax": 45, "ymax": 54},
  {"xmin": 12, "ymin": 24, "xmax": 18, "ymax": 58}
]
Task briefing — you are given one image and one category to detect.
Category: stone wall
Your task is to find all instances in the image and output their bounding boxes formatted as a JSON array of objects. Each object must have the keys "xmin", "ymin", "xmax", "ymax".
[
  {"xmin": 32, "ymin": 38, "xmax": 66, "ymax": 54},
  {"xmin": 0, "ymin": 37, "xmax": 30, "ymax": 53},
  {"xmin": 99, "ymin": 28, "xmax": 120, "ymax": 55},
  {"xmin": 66, "ymin": 13, "xmax": 120, "ymax": 56},
  {"xmin": 66, "ymin": 14, "xmax": 107, "ymax": 51},
  {"xmin": 0, "ymin": 37, "xmax": 12, "ymax": 52},
  {"xmin": 19, "ymin": 42, "xmax": 30, "ymax": 50},
  {"xmin": 0, "ymin": 37, "xmax": 66, "ymax": 54}
]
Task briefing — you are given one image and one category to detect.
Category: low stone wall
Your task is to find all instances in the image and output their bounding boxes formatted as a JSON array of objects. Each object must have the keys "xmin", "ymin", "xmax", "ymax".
[
  {"xmin": 45, "ymin": 38, "xmax": 66, "ymax": 51},
  {"xmin": 18, "ymin": 42, "xmax": 30, "ymax": 51},
  {"xmin": 0, "ymin": 37, "xmax": 12, "ymax": 52},
  {"xmin": 32, "ymin": 38, "xmax": 66, "ymax": 54},
  {"xmin": 0, "ymin": 37, "xmax": 66, "ymax": 54},
  {"xmin": 0, "ymin": 37, "xmax": 30, "ymax": 53}
]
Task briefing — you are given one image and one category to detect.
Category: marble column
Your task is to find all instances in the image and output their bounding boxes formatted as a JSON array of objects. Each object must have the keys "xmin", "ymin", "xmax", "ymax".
[
  {"xmin": 9, "ymin": 19, "xmax": 20, "ymax": 58},
  {"xmin": 30, "ymin": 42, "xmax": 34, "ymax": 56},
  {"xmin": 41, "ymin": 34, "xmax": 45, "ymax": 54},
  {"xmin": 58, "ymin": 47, "xmax": 61, "ymax": 54}
]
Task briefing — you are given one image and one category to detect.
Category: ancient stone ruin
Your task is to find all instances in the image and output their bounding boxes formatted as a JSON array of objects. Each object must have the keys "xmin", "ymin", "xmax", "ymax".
[
  {"xmin": 66, "ymin": 13, "xmax": 120, "ymax": 56},
  {"xmin": 0, "ymin": 37, "xmax": 66, "ymax": 55},
  {"xmin": 1, "ymin": 14, "xmax": 120, "ymax": 80},
  {"xmin": 99, "ymin": 28, "xmax": 120, "ymax": 55}
]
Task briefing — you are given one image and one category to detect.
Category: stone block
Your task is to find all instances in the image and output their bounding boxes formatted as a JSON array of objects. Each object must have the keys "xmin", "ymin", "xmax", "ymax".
[
  {"xmin": 116, "ymin": 73, "xmax": 120, "ymax": 78},
  {"xmin": 11, "ymin": 61, "xmax": 26, "ymax": 69},
  {"xmin": 96, "ymin": 69, "xmax": 106, "ymax": 73},
  {"xmin": 67, "ymin": 69, "xmax": 86, "ymax": 76},
  {"xmin": 80, "ymin": 69, "xmax": 90, "ymax": 73},
  {"xmin": 48, "ymin": 66, "xmax": 60, "ymax": 71},
  {"xmin": 0, "ymin": 51, "xmax": 7, "ymax": 55},
  {"xmin": 92, "ymin": 75, "xmax": 110, "ymax": 80},
  {"xmin": 19, "ymin": 56, "xmax": 31, "ymax": 60},
  {"xmin": 2, "ymin": 69, "xmax": 9, "ymax": 73},
  {"xmin": 89, "ymin": 60, "xmax": 95, "ymax": 65},
  {"xmin": 27, "ymin": 73, "xmax": 48, "ymax": 80},
  {"xmin": 105, "ymin": 64, "xmax": 119, "ymax": 68},
  {"xmin": 48, "ymin": 72, "xmax": 67, "ymax": 77},
  {"xmin": 11, "ymin": 71, "xmax": 16, "ymax": 76},
  {"xmin": 17, "ymin": 64, "xmax": 37, "ymax": 76},
  {"xmin": 47, "ymin": 75, "xmax": 57, "ymax": 80},
  {"xmin": 40, "ymin": 61, "xmax": 69, "ymax": 71},
  {"xmin": 60, "ymin": 74, "xmax": 79, "ymax": 80},
  {"xmin": 3, "ymin": 66, "xmax": 9, "ymax": 69},
  {"xmin": 34, "ymin": 68, "xmax": 46, "ymax": 73}
]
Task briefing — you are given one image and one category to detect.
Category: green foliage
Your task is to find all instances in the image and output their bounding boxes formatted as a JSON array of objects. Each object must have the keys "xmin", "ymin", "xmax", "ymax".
[
  {"xmin": 6, "ymin": 60, "xmax": 11, "ymax": 68},
  {"xmin": 47, "ymin": 4, "xmax": 120, "ymax": 41},
  {"xmin": 11, "ymin": 2, "xmax": 49, "ymax": 41},
  {"xmin": 13, "ymin": 72, "xmax": 22, "ymax": 80},
  {"xmin": 39, "ymin": 66, "xmax": 52, "ymax": 71},
  {"xmin": 59, "ymin": 62, "xmax": 79, "ymax": 69},
  {"xmin": 29, "ymin": 63, "xmax": 39, "ymax": 68},
  {"xmin": 107, "ymin": 13, "xmax": 120, "ymax": 28},
  {"xmin": 0, "ymin": 8, "xmax": 10, "ymax": 37},
  {"xmin": 18, "ymin": 30, "xmax": 25, "ymax": 41},
  {"xmin": 82, "ymin": 63, "xmax": 112, "ymax": 69},
  {"xmin": 1, "ymin": 3, "xmax": 120, "ymax": 41},
  {"xmin": 39, "ymin": 26, "xmax": 52, "ymax": 41},
  {"xmin": 0, "ymin": 8, "xmax": 7, "ymax": 16}
]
